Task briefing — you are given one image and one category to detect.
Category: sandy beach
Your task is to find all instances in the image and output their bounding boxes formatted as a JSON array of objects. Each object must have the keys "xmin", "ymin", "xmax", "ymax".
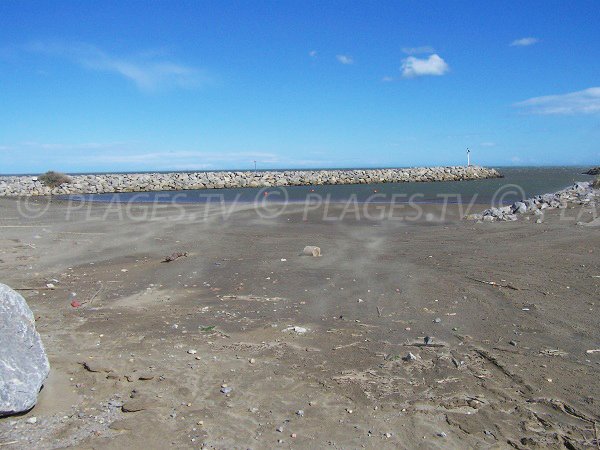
[
  {"xmin": 0, "ymin": 196, "xmax": 598, "ymax": 449},
  {"xmin": 3, "ymin": 1, "xmax": 599, "ymax": 448}
]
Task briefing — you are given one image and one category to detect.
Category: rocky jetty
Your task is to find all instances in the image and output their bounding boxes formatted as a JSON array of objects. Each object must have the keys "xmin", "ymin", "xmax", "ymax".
[
  {"xmin": 0, "ymin": 284, "xmax": 50, "ymax": 416},
  {"xmin": 584, "ymin": 167, "xmax": 600, "ymax": 175},
  {"xmin": 466, "ymin": 181, "xmax": 597, "ymax": 222},
  {"xmin": 0, "ymin": 166, "xmax": 501, "ymax": 197}
]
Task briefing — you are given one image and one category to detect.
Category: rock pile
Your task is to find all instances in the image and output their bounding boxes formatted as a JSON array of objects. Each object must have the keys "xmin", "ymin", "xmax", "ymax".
[
  {"xmin": 584, "ymin": 167, "xmax": 600, "ymax": 175},
  {"xmin": 0, "ymin": 284, "xmax": 50, "ymax": 416},
  {"xmin": 0, "ymin": 166, "xmax": 501, "ymax": 197},
  {"xmin": 466, "ymin": 182, "xmax": 597, "ymax": 222}
]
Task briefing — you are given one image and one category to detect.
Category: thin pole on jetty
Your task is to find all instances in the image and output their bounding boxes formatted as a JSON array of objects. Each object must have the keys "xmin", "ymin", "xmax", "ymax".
[{"xmin": 467, "ymin": 148, "xmax": 471, "ymax": 166}]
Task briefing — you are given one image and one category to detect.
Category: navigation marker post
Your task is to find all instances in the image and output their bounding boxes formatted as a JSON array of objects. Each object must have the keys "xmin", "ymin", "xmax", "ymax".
[{"xmin": 466, "ymin": 148, "xmax": 471, "ymax": 166}]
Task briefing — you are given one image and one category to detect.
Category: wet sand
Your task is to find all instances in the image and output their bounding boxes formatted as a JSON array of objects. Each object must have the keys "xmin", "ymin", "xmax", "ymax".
[{"xmin": 0, "ymin": 197, "xmax": 599, "ymax": 449}]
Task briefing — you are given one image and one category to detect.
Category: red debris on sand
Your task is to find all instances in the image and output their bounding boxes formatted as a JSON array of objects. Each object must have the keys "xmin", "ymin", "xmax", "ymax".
[{"xmin": 71, "ymin": 300, "xmax": 81, "ymax": 308}]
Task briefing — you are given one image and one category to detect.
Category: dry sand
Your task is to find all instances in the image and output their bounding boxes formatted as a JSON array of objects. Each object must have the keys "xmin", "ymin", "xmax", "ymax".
[{"xmin": 0, "ymin": 197, "xmax": 599, "ymax": 449}]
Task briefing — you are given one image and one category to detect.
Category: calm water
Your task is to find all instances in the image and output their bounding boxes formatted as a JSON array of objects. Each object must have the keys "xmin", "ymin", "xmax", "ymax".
[{"xmin": 64, "ymin": 167, "xmax": 594, "ymax": 205}]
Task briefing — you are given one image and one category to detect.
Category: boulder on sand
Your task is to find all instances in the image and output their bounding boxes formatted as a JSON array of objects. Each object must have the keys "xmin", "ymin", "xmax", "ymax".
[
  {"xmin": 302, "ymin": 246, "xmax": 321, "ymax": 257},
  {"xmin": 0, "ymin": 283, "xmax": 50, "ymax": 417}
]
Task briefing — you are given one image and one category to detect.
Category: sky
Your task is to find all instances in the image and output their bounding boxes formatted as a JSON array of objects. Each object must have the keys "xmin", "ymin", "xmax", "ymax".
[{"xmin": 0, "ymin": 0, "xmax": 599, "ymax": 174}]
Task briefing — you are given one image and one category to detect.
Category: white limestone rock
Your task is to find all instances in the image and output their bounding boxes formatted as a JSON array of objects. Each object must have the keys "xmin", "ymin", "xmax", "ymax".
[{"xmin": 0, "ymin": 284, "xmax": 50, "ymax": 416}]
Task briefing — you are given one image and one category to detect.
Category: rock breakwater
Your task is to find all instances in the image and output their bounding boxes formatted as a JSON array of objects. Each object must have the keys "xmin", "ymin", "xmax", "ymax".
[
  {"xmin": 466, "ymin": 181, "xmax": 597, "ymax": 222},
  {"xmin": 0, "ymin": 166, "xmax": 501, "ymax": 197}
]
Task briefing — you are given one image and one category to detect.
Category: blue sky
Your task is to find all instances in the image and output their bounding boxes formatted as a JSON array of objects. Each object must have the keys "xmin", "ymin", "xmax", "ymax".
[{"xmin": 1, "ymin": 0, "xmax": 599, "ymax": 174}]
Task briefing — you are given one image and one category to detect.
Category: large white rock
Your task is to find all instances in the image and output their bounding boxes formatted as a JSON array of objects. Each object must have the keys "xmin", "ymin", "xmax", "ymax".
[{"xmin": 0, "ymin": 283, "xmax": 50, "ymax": 416}]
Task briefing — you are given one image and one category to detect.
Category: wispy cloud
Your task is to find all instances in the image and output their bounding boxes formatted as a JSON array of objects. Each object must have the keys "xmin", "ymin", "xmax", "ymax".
[
  {"xmin": 309, "ymin": 50, "xmax": 317, "ymax": 58},
  {"xmin": 381, "ymin": 76, "xmax": 394, "ymax": 83},
  {"xmin": 480, "ymin": 142, "xmax": 496, "ymax": 147},
  {"xmin": 510, "ymin": 37, "xmax": 539, "ymax": 47},
  {"xmin": 83, "ymin": 151, "xmax": 282, "ymax": 165},
  {"xmin": 401, "ymin": 46, "xmax": 435, "ymax": 55},
  {"xmin": 336, "ymin": 54, "xmax": 354, "ymax": 65},
  {"xmin": 401, "ymin": 54, "xmax": 449, "ymax": 78},
  {"xmin": 25, "ymin": 41, "xmax": 208, "ymax": 92},
  {"xmin": 0, "ymin": 141, "xmax": 131, "ymax": 152},
  {"xmin": 19, "ymin": 141, "xmax": 129, "ymax": 151},
  {"xmin": 80, "ymin": 150, "xmax": 335, "ymax": 169},
  {"xmin": 514, "ymin": 87, "xmax": 600, "ymax": 115}
]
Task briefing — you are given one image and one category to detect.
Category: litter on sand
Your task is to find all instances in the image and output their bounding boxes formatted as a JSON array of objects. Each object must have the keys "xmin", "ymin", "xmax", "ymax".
[{"xmin": 283, "ymin": 326, "xmax": 308, "ymax": 334}]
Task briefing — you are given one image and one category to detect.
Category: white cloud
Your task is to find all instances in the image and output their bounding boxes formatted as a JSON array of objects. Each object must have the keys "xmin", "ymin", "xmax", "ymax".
[
  {"xmin": 19, "ymin": 141, "xmax": 128, "ymax": 151},
  {"xmin": 0, "ymin": 141, "xmax": 130, "ymax": 152},
  {"xmin": 514, "ymin": 87, "xmax": 600, "ymax": 115},
  {"xmin": 510, "ymin": 37, "xmax": 539, "ymax": 47},
  {"xmin": 336, "ymin": 54, "xmax": 354, "ymax": 65},
  {"xmin": 26, "ymin": 42, "xmax": 208, "ymax": 92},
  {"xmin": 381, "ymin": 76, "xmax": 394, "ymax": 83},
  {"xmin": 401, "ymin": 54, "xmax": 449, "ymax": 78},
  {"xmin": 309, "ymin": 50, "xmax": 317, "ymax": 58},
  {"xmin": 84, "ymin": 151, "xmax": 282, "ymax": 165},
  {"xmin": 401, "ymin": 46, "xmax": 435, "ymax": 55},
  {"xmin": 79, "ymin": 150, "xmax": 336, "ymax": 169}
]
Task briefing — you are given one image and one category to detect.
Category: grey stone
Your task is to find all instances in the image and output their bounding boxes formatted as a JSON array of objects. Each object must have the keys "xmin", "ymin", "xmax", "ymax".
[
  {"xmin": 512, "ymin": 202, "xmax": 527, "ymax": 214},
  {"xmin": 402, "ymin": 352, "xmax": 418, "ymax": 361},
  {"xmin": 121, "ymin": 398, "xmax": 149, "ymax": 412},
  {"xmin": 0, "ymin": 284, "xmax": 50, "ymax": 417}
]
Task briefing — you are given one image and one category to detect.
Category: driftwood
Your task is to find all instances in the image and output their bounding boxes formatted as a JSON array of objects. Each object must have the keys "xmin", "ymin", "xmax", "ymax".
[
  {"xmin": 87, "ymin": 284, "xmax": 103, "ymax": 305},
  {"xmin": 404, "ymin": 342, "xmax": 446, "ymax": 348},
  {"xmin": 14, "ymin": 286, "xmax": 55, "ymax": 291},
  {"xmin": 162, "ymin": 252, "xmax": 188, "ymax": 263},
  {"xmin": 466, "ymin": 276, "xmax": 520, "ymax": 290}
]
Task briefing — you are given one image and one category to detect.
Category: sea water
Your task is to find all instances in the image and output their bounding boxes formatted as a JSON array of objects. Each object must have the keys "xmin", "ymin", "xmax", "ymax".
[{"xmin": 62, "ymin": 167, "xmax": 594, "ymax": 205}]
